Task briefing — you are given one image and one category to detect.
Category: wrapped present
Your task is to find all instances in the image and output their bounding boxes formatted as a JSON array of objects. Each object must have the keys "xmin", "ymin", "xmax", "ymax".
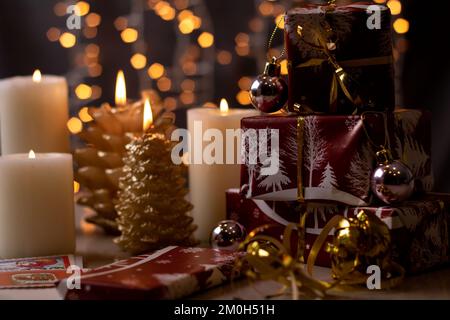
[
  {"xmin": 240, "ymin": 109, "xmax": 433, "ymax": 205},
  {"xmin": 58, "ymin": 247, "xmax": 239, "ymax": 300},
  {"xmin": 226, "ymin": 189, "xmax": 449, "ymax": 273},
  {"xmin": 285, "ymin": 3, "xmax": 394, "ymax": 114},
  {"xmin": 0, "ymin": 255, "xmax": 81, "ymax": 289}
]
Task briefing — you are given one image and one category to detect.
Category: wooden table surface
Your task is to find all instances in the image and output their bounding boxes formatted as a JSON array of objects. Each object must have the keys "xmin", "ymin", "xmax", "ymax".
[{"xmin": 1, "ymin": 206, "xmax": 450, "ymax": 300}]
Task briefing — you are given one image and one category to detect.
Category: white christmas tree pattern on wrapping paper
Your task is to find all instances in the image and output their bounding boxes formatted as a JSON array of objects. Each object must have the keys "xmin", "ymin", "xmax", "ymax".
[
  {"xmin": 345, "ymin": 143, "xmax": 374, "ymax": 197},
  {"xmin": 258, "ymin": 157, "xmax": 291, "ymax": 193},
  {"xmin": 286, "ymin": 124, "xmax": 299, "ymax": 164},
  {"xmin": 253, "ymin": 128, "xmax": 292, "ymax": 196},
  {"xmin": 302, "ymin": 117, "xmax": 369, "ymax": 206},
  {"xmin": 304, "ymin": 116, "xmax": 327, "ymax": 187},
  {"xmin": 258, "ymin": 156, "xmax": 291, "ymax": 211},
  {"xmin": 318, "ymin": 162, "xmax": 338, "ymax": 189},
  {"xmin": 241, "ymin": 129, "xmax": 259, "ymax": 198}
]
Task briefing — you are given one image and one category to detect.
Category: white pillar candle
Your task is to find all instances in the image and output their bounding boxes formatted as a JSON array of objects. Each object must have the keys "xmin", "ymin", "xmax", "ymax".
[
  {"xmin": 187, "ymin": 100, "xmax": 259, "ymax": 243},
  {"xmin": 0, "ymin": 152, "xmax": 75, "ymax": 259},
  {"xmin": 0, "ymin": 71, "xmax": 70, "ymax": 155}
]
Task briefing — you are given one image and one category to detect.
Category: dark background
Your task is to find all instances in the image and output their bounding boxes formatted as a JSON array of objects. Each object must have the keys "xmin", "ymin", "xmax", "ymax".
[{"xmin": 0, "ymin": 0, "xmax": 449, "ymax": 192}]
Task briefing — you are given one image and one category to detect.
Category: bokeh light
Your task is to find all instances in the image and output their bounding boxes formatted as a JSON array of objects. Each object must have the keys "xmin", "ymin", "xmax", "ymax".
[
  {"xmin": 75, "ymin": 84, "xmax": 92, "ymax": 100},
  {"xmin": 198, "ymin": 32, "xmax": 214, "ymax": 48},
  {"xmin": 86, "ymin": 13, "xmax": 102, "ymax": 27},
  {"xmin": 67, "ymin": 117, "xmax": 83, "ymax": 134},
  {"xmin": 47, "ymin": 27, "xmax": 61, "ymax": 42},
  {"xmin": 148, "ymin": 63, "xmax": 165, "ymax": 79},
  {"xmin": 217, "ymin": 50, "xmax": 232, "ymax": 65},
  {"xmin": 387, "ymin": 0, "xmax": 402, "ymax": 15},
  {"xmin": 236, "ymin": 90, "xmax": 252, "ymax": 105},
  {"xmin": 393, "ymin": 18, "xmax": 409, "ymax": 34},
  {"xmin": 59, "ymin": 32, "xmax": 76, "ymax": 48},
  {"xmin": 121, "ymin": 28, "xmax": 138, "ymax": 43},
  {"xmin": 157, "ymin": 77, "xmax": 172, "ymax": 92},
  {"xmin": 130, "ymin": 53, "xmax": 147, "ymax": 69},
  {"xmin": 75, "ymin": 1, "xmax": 90, "ymax": 16},
  {"xmin": 78, "ymin": 107, "xmax": 93, "ymax": 122}
]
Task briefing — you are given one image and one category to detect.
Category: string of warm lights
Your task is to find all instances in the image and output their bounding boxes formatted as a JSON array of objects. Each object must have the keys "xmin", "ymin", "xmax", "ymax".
[
  {"xmin": 47, "ymin": 0, "xmax": 220, "ymax": 116},
  {"xmin": 46, "ymin": 1, "xmax": 101, "ymax": 138},
  {"xmin": 46, "ymin": 0, "xmax": 410, "ymax": 120},
  {"xmin": 125, "ymin": 0, "xmax": 216, "ymax": 110},
  {"xmin": 47, "ymin": 0, "xmax": 291, "ymax": 116}
]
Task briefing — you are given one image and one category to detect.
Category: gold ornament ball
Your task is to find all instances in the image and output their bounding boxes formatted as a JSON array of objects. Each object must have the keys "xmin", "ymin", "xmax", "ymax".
[{"xmin": 328, "ymin": 211, "xmax": 392, "ymax": 279}]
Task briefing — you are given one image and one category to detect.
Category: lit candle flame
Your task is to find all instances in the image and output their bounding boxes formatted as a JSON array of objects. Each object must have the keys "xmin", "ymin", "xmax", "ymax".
[
  {"xmin": 28, "ymin": 150, "xmax": 36, "ymax": 159},
  {"xmin": 115, "ymin": 70, "xmax": 127, "ymax": 106},
  {"xmin": 143, "ymin": 99, "xmax": 153, "ymax": 132},
  {"xmin": 32, "ymin": 70, "xmax": 42, "ymax": 83},
  {"xmin": 220, "ymin": 98, "xmax": 229, "ymax": 113}
]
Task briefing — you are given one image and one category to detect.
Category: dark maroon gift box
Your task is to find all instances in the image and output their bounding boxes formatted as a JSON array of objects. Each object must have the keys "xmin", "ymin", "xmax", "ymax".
[
  {"xmin": 285, "ymin": 3, "xmax": 394, "ymax": 114},
  {"xmin": 240, "ymin": 109, "xmax": 433, "ymax": 205},
  {"xmin": 227, "ymin": 189, "xmax": 450, "ymax": 273}
]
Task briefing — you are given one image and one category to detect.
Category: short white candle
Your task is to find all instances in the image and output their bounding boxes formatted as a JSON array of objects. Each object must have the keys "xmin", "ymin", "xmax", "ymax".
[
  {"xmin": 187, "ymin": 100, "xmax": 259, "ymax": 242},
  {"xmin": 0, "ymin": 152, "xmax": 75, "ymax": 259},
  {"xmin": 0, "ymin": 70, "xmax": 70, "ymax": 155}
]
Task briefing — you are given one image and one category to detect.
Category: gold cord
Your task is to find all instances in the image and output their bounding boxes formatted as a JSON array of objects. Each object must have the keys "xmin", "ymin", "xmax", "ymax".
[{"xmin": 267, "ymin": 14, "xmax": 286, "ymax": 61}]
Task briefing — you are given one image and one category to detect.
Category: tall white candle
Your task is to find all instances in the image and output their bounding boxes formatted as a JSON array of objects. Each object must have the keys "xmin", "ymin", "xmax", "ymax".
[
  {"xmin": 0, "ymin": 71, "xmax": 70, "ymax": 155},
  {"xmin": 187, "ymin": 100, "xmax": 259, "ymax": 242},
  {"xmin": 0, "ymin": 152, "xmax": 75, "ymax": 259}
]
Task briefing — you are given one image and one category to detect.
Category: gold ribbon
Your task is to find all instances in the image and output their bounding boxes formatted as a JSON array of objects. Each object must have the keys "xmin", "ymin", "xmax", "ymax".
[
  {"xmin": 297, "ymin": 116, "xmax": 305, "ymax": 203},
  {"xmin": 236, "ymin": 214, "xmax": 333, "ymax": 299},
  {"xmin": 237, "ymin": 210, "xmax": 404, "ymax": 299},
  {"xmin": 296, "ymin": 55, "xmax": 393, "ymax": 111},
  {"xmin": 307, "ymin": 215, "xmax": 343, "ymax": 276},
  {"xmin": 306, "ymin": 211, "xmax": 405, "ymax": 288}
]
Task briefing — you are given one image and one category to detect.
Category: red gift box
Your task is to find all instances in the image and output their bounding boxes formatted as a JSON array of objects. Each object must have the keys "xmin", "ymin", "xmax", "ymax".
[
  {"xmin": 58, "ymin": 247, "xmax": 239, "ymax": 300},
  {"xmin": 285, "ymin": 3, "xmax": 394, "ymax": 114},
  {"xmin": 226, "ymin": 189, "xmax": 449, "ymax": 273},
  {"xmin": 240, "ymin": 109, "xmax": 433, "ymax": 205}
]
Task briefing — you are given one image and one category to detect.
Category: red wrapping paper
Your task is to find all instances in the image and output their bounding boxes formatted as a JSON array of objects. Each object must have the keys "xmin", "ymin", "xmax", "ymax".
[
  {"xmin": 285, "ymin": 2, "xmax": 394, "ymax": 114},
  {"xmin": 226, "ymin": 189, "xmax": 449, "ymax": 273},
  {"xmin": 58, "ymin": 247, "xmax": 239, "ymax": 300},
  {"xmin": 240, "ymin": 109, "xmax": 433, "ymax": 205}
]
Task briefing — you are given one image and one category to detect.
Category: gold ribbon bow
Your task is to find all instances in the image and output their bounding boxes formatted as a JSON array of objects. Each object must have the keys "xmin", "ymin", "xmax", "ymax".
[
  {"xmin": 237, "ymin": 210, "xmax": 404, "ymax": 299},
  {"xmin": 307, "ymin": 211, "xmax": 405, "ymax": 287},
  {"xmin": 236, "ymin": 214, "xmax": 335, "ymax": 300},
  {"xmin": 295, "ymin": 24, "xmax": 392, "ymax": 112}
]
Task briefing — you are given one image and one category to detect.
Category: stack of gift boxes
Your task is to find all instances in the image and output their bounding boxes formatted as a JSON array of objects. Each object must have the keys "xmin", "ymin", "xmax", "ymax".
[{"xmin": 227, "ymin": 3, "xmax": 449, "ymax": 274}]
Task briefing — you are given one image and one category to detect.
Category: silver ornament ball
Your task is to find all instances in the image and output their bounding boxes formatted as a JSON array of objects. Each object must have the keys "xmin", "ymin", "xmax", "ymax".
[
  {"xmin": 210, "ymin": 220, "xmax": 246, "ymax": 251},
  {"xmin": 371, "ymin": 160, "xmax": 415, "ymax": 205},
  {"xmin": 250, "ymin": 75, "xmax": 288, "ymax": 113},
  {"xmin": 249, "ymin": 57, "xmax": 288, "ymax": 113}
]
